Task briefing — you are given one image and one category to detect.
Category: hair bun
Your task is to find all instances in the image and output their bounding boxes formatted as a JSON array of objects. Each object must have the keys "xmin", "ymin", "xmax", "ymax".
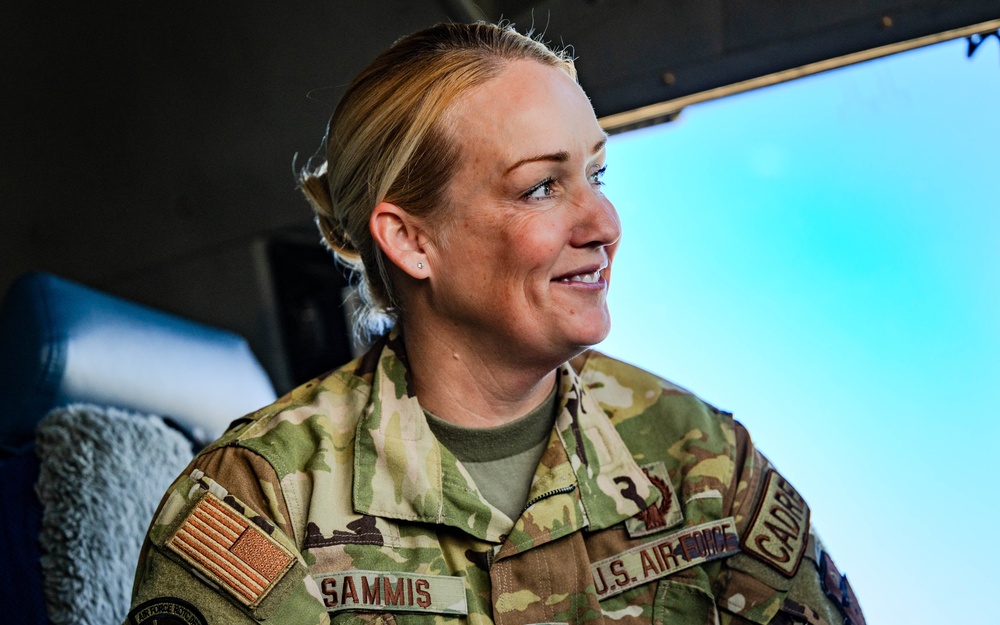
[
  {"xmin": 299, "ymin": 164, "xmax": 360, "ymax": 260},
  {"xmin": 315, "ymin": 212, "xmax": 360, "ymax": 260}
]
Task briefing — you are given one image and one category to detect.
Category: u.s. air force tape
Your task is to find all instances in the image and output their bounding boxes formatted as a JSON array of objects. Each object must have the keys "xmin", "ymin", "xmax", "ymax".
[
  {"xmin": 312, "ymin": 571, "xmax": 468, "ymax": 615},
  {"xmin": 592, "ymin": 517, "xmax": 740, "ymax": 600}
]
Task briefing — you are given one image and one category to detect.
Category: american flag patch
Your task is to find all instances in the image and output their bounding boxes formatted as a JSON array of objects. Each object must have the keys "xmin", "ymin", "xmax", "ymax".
[{"xmin": 166, "ymin": 493, "xmax": 295, "ymax": 607}]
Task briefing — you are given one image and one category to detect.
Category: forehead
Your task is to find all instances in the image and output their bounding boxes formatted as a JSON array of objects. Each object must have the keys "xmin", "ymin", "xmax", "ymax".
[{"xmin": 443, "ymin": 60, "xmax": 604, "ymax": 171}]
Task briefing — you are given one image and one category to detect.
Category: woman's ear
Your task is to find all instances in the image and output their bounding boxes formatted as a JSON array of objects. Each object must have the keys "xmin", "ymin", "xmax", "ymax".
[{"xmin": 369, "ymin": 202, "xmax": 431, "ymax": 279}]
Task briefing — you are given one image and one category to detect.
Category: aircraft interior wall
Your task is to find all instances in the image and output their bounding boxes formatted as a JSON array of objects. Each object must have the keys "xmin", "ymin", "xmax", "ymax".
[
  {"xmin": 4, "ymin": 0, "xmax": 996, "ymax": 391},
  {"xmin": 1, "ymin": 2, "xmax": 452, "ymax": 390}
]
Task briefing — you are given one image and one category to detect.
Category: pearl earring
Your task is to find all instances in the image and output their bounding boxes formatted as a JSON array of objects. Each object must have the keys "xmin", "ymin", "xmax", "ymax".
[{"xmin": 417, "ymin": 262, "xmax": 424, "ymax": 269}]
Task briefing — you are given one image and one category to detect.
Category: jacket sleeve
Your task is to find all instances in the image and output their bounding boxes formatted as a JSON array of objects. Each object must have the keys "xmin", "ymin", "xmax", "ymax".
[
  {"xmin": 714, "ymin": 420, "xmax": 866, "ymax": 625},
  {"xmin": 124, "ymin": 446, "xmax": 329, "ymax": 625}
]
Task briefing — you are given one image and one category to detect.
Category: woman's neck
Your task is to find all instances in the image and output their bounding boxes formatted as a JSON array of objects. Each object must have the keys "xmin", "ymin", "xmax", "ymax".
[{"xmin": 400, "ymin": 320, "xmax": 559, "ymax": 428}]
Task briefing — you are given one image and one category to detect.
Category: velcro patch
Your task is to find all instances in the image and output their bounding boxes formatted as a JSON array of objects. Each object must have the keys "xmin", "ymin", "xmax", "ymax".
[
  {"xmin": 820, "ymin": 551, "xmax": 866, "ymax": 625},
  {"xmin": 313, "ymin": 570, "xmax": 468, "ymax": 615},
  {"xmin": 742, "ymin": 470, "xmax": 810, "ymax": 577},
  {"xmin": 166, "ymin": 492, "xmax": 295, "ymax": 608},
  {"xmin": 128, "ymin": 597, "xmax": 207, "ymax": 625},
  {"xmin": 625, "ymin": 461, "xmax": 683, "ymax": 538},
  {"xmin": 591, "ymin": 517, "xmax": 740, "ymax": 600}
]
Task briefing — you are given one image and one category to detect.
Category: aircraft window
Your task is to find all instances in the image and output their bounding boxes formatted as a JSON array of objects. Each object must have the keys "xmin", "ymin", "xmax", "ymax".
[{"xmin": 599, "ymin": 37, "xmax": 999, "ymax": 625}]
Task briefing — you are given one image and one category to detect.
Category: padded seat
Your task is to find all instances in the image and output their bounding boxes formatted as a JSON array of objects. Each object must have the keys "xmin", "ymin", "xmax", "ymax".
[
  {"xmin": 0, "ymin": 272, "xmax": 276, "ymax": 448},
  {"xmin": 0, "ymin": 272, "xmax": 278, "ymax": 625}
]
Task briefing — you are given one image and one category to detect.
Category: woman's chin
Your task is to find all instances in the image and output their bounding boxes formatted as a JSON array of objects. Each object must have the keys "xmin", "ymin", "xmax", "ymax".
[{"xmin": 559, "ymin": 311, "xmax": 612, "ymax": 351}]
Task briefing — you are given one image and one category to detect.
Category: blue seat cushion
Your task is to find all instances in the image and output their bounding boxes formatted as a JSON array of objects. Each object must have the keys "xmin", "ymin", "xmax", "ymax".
[
  {"xmin": 0, "ymin": 444, "xmax": 48, "ymax": 625},
  {"xmin": 0, "ymin": 272, "xmax": 276, "ymax": 447}
]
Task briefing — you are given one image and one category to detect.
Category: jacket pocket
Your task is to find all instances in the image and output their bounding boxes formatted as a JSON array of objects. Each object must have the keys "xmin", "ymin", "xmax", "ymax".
[
  {"xmin": 596, "ymin": 573, "xmax": 718, "ymax": 625},
  {"xmin": 330, "ymin": 613, "xmax": 397, "ymax": 625},
  {"xmin": 597, "ymin": 581, "xmax": 658, "ymax": 624},
  {"xmin": 330, "ymin": 612, "xmax": 467, "ymax": 625},
  {"xmin": 652, "ymin": 579, "xmax": 718, "ymax": 625}
]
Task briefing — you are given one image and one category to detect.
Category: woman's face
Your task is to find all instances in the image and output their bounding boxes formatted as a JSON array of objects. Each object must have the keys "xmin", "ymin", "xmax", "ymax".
[{"xmin": 422, "ymin": 59, "xmax": 621, "ymax": 366}]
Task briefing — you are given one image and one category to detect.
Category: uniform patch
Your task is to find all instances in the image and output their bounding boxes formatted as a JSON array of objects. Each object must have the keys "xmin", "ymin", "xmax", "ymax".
[
  {"xmin": 313, "ymin": 570, "xmax": 468, "ymax": 615},
  {"xmin": 820, "ymin": 551, "xmax": 866, "ymax": 625},
  {"xmin": 625, "ymin": 461, "xmax": 683, "ymax": 537},
  {"xmin": 775, "ymin": 599, "xmax": 828, "ymax": 625},
  {"xmin": 165, "ymin": 492, "xmax": 295, "ymax": 608},
  {"xmin": 128, "ymin": 597, "xmax": 207, "ymax": 625},
  {"xmin": 591, "ymin": 517, "xmax": 740, "ymax": 600},
  {"xmin": 742, "ymin": 470, "xmax": 810, "ymax": 577},
  {"xmin": 303, "ymin": 515, "xmax": 384, "ymax": 548}
]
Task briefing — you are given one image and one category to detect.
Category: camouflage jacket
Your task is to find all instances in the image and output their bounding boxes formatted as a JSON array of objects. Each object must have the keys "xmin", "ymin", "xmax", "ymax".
[{"xmin": 127, "ymin": 332, "xmax": 863, "ymax": 625}]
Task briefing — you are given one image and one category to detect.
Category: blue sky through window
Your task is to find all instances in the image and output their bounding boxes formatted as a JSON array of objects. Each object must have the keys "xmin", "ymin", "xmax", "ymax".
[{"xmin": 599, "ymin": 36, "xmax": 1000, "ymax": 624}]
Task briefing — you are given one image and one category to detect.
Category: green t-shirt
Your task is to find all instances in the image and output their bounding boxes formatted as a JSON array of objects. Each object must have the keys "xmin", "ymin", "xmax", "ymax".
[{"xmin": 424, "ymin": 386, "xmax": 557, "ymax": 522}]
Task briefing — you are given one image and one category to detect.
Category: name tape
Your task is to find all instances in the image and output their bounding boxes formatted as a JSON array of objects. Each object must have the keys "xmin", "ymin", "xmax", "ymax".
[
  {"xmin": 313, "ymin": 570, "xmax": 468, "ymax": 615},
  {"xmin": 592, "ymin": 517, "xmax": 740, "ymax": 600},
  {"xmin": 742, "ymin": 470, "xmax": 810, "ymax": 577}
]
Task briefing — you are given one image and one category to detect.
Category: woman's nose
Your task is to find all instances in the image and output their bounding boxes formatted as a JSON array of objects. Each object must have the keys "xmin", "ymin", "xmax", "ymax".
[{"xmin": 573, "ymin": 189, "xmax": 622, "ymax": 249}]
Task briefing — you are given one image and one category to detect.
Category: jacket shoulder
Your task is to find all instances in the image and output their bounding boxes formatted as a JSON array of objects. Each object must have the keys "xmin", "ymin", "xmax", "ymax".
[
  {"xmin": 571, "ymin": 349, "xmax": 733, "ymax": 432},
  {"xmin": 572, "ymin": 350, "xmax": 739, "ymax": 517},
  {"xmin": 206, "ymin": 357, "xmax": 372, "ymax": 482}
]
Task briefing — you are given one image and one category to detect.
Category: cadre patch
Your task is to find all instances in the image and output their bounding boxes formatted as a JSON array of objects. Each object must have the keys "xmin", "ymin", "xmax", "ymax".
[
  {"xmin": 165, "ymin": 492, "xmax": 295, "ymax": 609},
  {"xmin": 312, "ymin": 570, "xmax": 468, "ymax": 615},
  {"xmin": 128, "ymin": 597, "xmax": 207, "ymax": 625},
  {"xmin": 591, "ymin": 517, "xmax": 740, "ymax": 600},
  {"xmin": 742, "ymin": 469, "xmax": 810, "ymax": 577},
  {"xmin": 625, "ymin": 461, "xmax": 683, "ymax": 538}
]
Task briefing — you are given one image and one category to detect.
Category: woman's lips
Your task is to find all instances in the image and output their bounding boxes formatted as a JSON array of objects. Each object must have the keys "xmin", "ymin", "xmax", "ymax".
[
  {"xmin": 552, "ymin": 266, "xmax": 608, "ymax": 289},
  {"xmin": 557, "ymin": 270, "xmax": 601, "ymax": 284}
]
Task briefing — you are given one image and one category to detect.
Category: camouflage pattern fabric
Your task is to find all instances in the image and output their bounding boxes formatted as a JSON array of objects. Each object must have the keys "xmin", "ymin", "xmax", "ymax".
[{"xmin": 127, "ymin": 330, "xmax": 862, "ymax": 625}]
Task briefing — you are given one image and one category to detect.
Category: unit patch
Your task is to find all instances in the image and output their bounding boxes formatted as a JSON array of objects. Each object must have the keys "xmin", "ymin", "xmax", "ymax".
[
  {"xmin": 313, "ymin": 570, "xmax": 469, "ymax": 615},
  {"xmin": 625, "ymin": 461, "xmax": 683, "ymax": 538},
  {"xmin": 165, "ymin": 492, "xmax": 295, "ymax": 608},
  {"xmin": 128, "ymin": 597, "xmax": 207, "ymax": 625},
  {"xmin": 592, "ymin": 517, "xmax": 740, "ymax": 600},
  {"xmin": 742, "ymin": 469, "xmax": 810, "ymax": 577}
]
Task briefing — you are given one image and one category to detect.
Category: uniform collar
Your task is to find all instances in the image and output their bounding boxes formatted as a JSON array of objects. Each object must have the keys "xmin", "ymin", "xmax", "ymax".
[{"xmin": 352, "ymin": 330, "xmax": 661, "ymax": 545}]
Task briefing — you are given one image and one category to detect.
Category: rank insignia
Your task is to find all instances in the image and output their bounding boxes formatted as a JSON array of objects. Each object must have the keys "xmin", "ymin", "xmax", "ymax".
[
  {"xmin": 166, "ymin": 492, "xmax": 295, "ymax": 608},
  {"xmin": 625, "ymin": 461, "xmax": 683, "ymax": 538}
]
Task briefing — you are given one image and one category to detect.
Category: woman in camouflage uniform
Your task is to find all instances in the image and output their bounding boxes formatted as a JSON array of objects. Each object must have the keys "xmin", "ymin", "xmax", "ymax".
[{"xmin": 127, "ymin": 22, "xmax": 863, "ymax": 625}]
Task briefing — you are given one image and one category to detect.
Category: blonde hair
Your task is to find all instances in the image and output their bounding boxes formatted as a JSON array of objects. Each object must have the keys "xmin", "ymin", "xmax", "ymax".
[{"xmin": 299, "ymin": 22, "xmax": 576, "ymax": 337}]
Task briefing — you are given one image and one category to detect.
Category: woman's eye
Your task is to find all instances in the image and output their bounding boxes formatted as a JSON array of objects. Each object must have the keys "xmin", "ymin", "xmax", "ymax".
[
  {"xmin": 524, "ymin": 178, "xmax": 554, "ymax": 200},
  {"xmin": 590, "ymin": 165, "xmax": 608, "ymax": 187}
]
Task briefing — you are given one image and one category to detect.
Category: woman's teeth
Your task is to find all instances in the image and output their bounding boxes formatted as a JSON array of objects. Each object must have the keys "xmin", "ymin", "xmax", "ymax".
[{"xmin": 562, "ymin": 271, "xmax": 600, "ymax": 283}]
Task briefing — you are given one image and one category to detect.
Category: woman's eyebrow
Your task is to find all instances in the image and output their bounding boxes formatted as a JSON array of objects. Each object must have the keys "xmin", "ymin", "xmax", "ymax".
[
  {"xmin": 504, "ymin": 138, "xmax": 608, "ymax": 175},
  {"xmin": 504, "ymin": 151, "xmax": 569, "ymax": 175}
]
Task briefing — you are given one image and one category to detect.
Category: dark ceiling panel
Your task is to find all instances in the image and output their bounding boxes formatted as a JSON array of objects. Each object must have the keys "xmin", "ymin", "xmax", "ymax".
[
  {"xmin": 490, "ymin": 0, "xmax": 1000, "ymax": 129},
  {"xmin": 724, "ymin": 0, "xmax": 920, "ymax": 48}
]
